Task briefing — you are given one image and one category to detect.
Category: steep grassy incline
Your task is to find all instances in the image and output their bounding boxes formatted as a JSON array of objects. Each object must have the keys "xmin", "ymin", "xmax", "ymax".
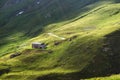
[
  {"xmin": 0, "ymin": 0, "xmax": 120, "ymax": 80},
  {"xmin": 0, "ymin": 0, "xmax": 101, "ymax": 56}
]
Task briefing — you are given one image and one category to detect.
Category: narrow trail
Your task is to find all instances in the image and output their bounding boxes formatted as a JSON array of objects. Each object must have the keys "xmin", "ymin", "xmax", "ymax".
[{"xmin": 47, "ymin": 33, "xmax": 66, "ymax": 40}]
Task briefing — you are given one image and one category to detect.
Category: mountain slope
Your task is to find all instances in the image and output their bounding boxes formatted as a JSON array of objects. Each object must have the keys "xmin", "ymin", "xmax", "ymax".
[
  {"xmin": 0, "ymin": 0, "xmax": 120, "ymax": 80},
  {"xmin": 0, "ymin": 0, "xmax": 101, "ymax": 56}
]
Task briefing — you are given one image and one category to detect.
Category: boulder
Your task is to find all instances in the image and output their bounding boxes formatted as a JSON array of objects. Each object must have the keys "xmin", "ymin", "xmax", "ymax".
[
  {"xmin": 10, "ymin": 53, "xmax": 21, "ymax": 58},
  {"xmin": 54, "ymin": 41, "xmax": 61, "ymax": 45}
]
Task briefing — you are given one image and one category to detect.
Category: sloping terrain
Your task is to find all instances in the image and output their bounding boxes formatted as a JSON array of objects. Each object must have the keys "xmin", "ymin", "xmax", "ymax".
[
  {"xmin": 0, "ymin": 0, "xmax": 120, "ymax": 80},
  {"xmin": 0, "ymin": 0, "xmax": 101, "ymax": 56}
]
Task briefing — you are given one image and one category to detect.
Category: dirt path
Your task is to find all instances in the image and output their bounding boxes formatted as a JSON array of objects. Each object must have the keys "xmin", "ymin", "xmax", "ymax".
[{"xmin": 47, "ymin": 33, "xmax": 66, "ymax": 40}]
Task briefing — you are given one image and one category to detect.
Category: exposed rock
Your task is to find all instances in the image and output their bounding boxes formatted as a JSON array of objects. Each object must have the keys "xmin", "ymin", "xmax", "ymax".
[
  {"xmin": 10, "ymin": 53, "xmax": 21, "ymax": 58},
  {"xmin": 37, "ymin": 2, "xmax": 40, "ymax": 4},
  {"xmin": 16, "ymin": 11, "xmax": 24, "ymax": 16},
  {"xmin": 54, "ymin": 41, "xmax": 61, "ymax": 45},
  {"xmin": 35, "ymin": 0, "xmax": 41, "ymax": 4}
]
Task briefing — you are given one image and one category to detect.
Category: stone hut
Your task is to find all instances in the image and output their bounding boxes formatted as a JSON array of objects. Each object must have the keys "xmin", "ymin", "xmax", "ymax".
[{"xmin": 32, "ymin": 42, "xmax": 46, "ymax": 49}]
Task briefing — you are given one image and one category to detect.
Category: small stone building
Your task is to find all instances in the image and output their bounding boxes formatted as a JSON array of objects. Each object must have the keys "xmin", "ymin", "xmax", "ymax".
[{"xmin": 32, "ymin": 42, "xmax": 46, "ymax": 49}]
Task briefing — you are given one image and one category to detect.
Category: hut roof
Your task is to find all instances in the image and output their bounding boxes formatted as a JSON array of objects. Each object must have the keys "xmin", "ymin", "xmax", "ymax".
[{"xmin": 32, "ymin": 42, "xmax": 42, "ymax": 45}]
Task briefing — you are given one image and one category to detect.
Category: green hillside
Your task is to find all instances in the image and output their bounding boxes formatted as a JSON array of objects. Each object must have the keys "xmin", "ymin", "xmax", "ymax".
[
  {"xmin": 0, "ymin": 0, "xmax": 100, "ymax": 56},
  {"xmin": 0, "ymin": 0, "xmax": 120, "ymax": 80}
]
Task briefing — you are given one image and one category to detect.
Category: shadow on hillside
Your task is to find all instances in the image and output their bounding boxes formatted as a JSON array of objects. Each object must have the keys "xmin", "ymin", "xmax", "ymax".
[
  {"xmin": 1, "ymin": 0, "xmax": 100, "ymax": 38},
  {"xmin": 35, "ymin": 72, "xmax": 90, "ymax": 80},
  {"xmin": 81, "ymin": 29, "xmax": 120, "ymax": 79},
  {"xmin": 27, "ymin": 0, "xmax": 100, "ymax": 37},
  {"xmin": 114, "ymin": 0, "xmax": 120, "ymax": 3},
  {"xmin": 105, "ymin": 29, "xmax": 120, "ymax": 74}
]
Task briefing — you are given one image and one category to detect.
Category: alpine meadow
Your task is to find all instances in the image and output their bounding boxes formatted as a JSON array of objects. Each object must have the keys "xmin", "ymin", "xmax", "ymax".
[{"xmin": 0, "ymin": 0, "xmax": 120, "ymax": 80}]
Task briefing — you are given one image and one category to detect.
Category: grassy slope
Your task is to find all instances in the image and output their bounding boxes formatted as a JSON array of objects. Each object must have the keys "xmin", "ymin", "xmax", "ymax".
[
  {"xmin": 0, "ymin": 0, "xmax": 100, "ymax": 56},
  {"xmin": 0, "ymin": 0, "xmax": 120, "ymax": 80},
  {"xmin": 86, "ymin": 74, "xmax": 120, "ymax": 80}
]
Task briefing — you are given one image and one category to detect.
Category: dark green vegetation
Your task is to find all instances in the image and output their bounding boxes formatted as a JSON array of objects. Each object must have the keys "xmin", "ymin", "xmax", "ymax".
[{"xmin": 0, "ymin": 0, "xmax": 120, "ymax": 80}]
